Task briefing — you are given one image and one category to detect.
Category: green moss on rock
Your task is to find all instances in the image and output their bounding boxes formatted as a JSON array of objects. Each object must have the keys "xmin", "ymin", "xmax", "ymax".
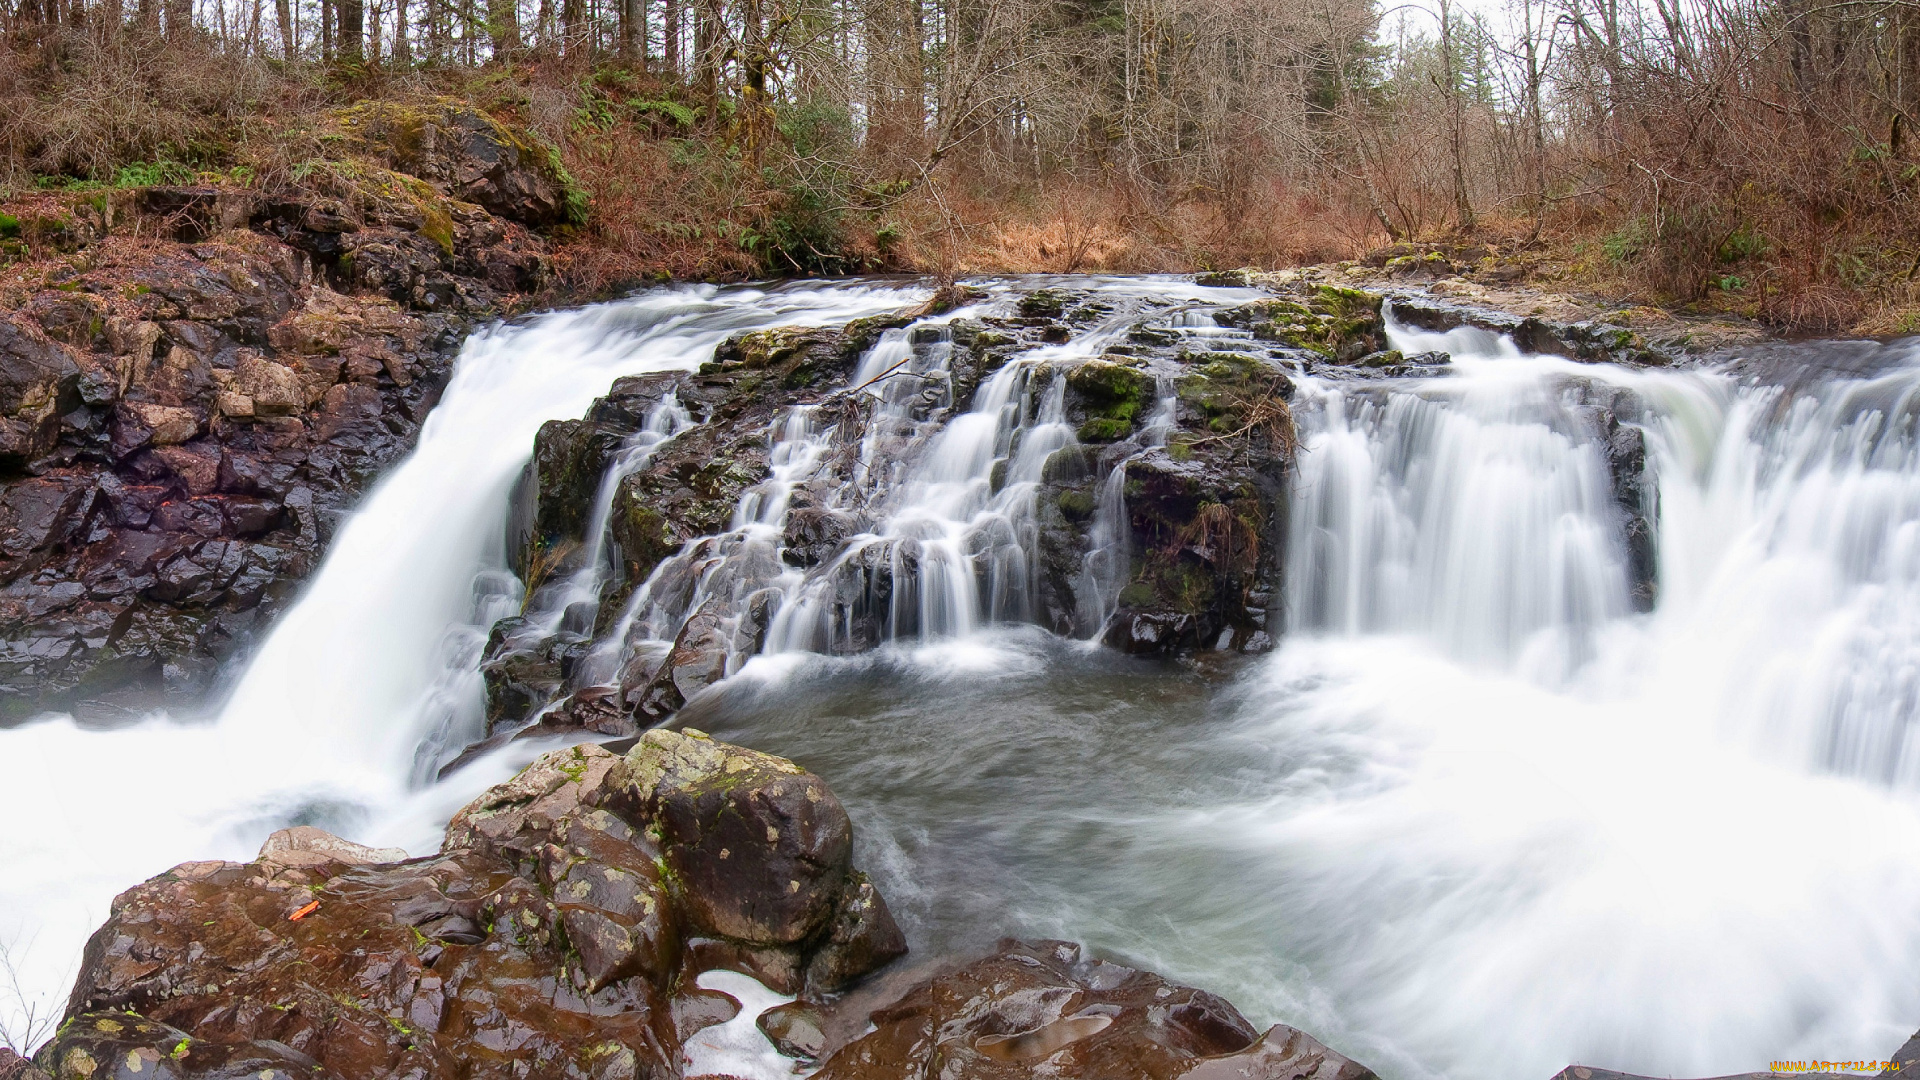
[{"xmin": 1078, "ymin": 417, "xmax": 1132, "ymax": 442}]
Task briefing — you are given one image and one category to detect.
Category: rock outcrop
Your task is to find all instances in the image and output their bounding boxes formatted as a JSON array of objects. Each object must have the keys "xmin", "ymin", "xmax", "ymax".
[
  {"xmin": 36, "ymin": 729, "xmax": 1378, "ymax": 1080},
  {"xmin": 0, "ymin": 101, "xmax": 568, "ymax": 720},
  {"xmin": 479, "ymin": 276, "xmax": 1686, "ymax": 738},
  {"xmin": 808, "ymin": 939, "xmax": 1376, "ymax": 1080},
  {"xmin": 43, "ymin": 731, "xmax": 905, "ymax": 1080}
]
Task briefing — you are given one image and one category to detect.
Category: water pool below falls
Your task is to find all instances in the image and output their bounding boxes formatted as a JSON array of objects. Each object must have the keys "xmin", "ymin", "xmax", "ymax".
[{"xmin": 6, "ymin": 278, "xmax": 1920, "ymax": 1079}]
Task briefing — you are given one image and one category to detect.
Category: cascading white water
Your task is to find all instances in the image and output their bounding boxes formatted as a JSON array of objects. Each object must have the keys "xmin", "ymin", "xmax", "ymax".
[
  {"xmin": 767, "ymin": 334, "xmax": 1096, "ymax": 649},
  {"xmin": 521, "ymin": 393, "xmax": 694, "ymax": 642},
  {"xmin": 1286, "ymin": 363, "xmax": 1632, "ymax": 677},
  {"xmin": 1199, "ymin": 313, "xmax": 1920, "ymax": 1076},
  {"xmin": 581, "ymin": 280, "xmax": 1240, "ymax": 695},
  {"xmin": 0, "ymin": 281, "xmax": 925, "ymax": 1046}
]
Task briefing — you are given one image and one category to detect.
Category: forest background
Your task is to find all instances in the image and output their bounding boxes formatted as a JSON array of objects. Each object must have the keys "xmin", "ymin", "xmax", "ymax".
[{"xmin": 3, "ymin": 0, "xmax": 1918, "ymax": 331}]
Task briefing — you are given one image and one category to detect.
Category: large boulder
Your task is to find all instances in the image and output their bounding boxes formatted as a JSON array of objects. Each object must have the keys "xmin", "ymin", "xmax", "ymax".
[
  {"xmin": 51, "ymin": 734, "xmax": 909, "ymax": 1080},
  {"xmin": 604, "ymin": 728, "xmax": 854, "ymax": 944},
  {"xmin": 41, "ymin": 734, "xmax": 1390, "ymax": 1080},
  {"xmin": 599, "ymin": 729, "xmax": 905, "ymax": 995},
  {"xmin": 35, "ymin": 1013, "xmax": 326, "ymax": 1080}
]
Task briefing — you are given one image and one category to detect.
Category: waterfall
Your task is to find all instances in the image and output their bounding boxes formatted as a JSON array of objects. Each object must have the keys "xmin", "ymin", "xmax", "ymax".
[
  {"xmin": 1075, "ymin": 376, "xmax": 1176, "ymax": 637},
  {"xmin": 1284, "ymin": 368, "xmax": 1633, "ymax": 676},
  {"xmin": 1284, "ymin": 309, "xmax": 1920, "ymax": 787},
  {"xmin": 15, "ymin": 276, "xmax": 1920, "ymax": 1080},
  {"xmin": 0, "ymin": 282, "xmax": 927, "ymax": 1043}
]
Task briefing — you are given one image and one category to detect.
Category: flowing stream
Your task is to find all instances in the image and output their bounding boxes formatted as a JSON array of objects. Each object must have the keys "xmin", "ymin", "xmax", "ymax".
[{"xmin": 7, "ymin": 277, "xmax": 1920, "ymax": 1079}]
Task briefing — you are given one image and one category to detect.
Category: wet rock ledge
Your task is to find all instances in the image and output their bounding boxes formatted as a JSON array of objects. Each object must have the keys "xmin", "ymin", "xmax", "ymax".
[{"xmin": 8, "ymin": 730, "xmax": 1379, "ymax": 1080}]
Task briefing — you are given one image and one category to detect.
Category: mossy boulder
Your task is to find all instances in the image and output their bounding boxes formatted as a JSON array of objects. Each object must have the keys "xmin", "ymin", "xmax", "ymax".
[
  {"xmin": 334, "ymin": 98, "xmax": 586, "ymax": 229},
  {"xmin": 1175, "ymin": 351, "xmax": 1294, "ymax": 439},
  {"xmin": 1217, "ymin": 284, "xmax": 1385, "ymax": 362},
  {"xmin": 1063, "ymin": 358, "xmax": 1153, "ymax": 442},
  {"xmin": 1103, "ymin": 449, "xmax": 1277, "ymax": 654},
  {"xmin": 1017, "ymin": 289, "xmax": 1070, "ymax": 319}
]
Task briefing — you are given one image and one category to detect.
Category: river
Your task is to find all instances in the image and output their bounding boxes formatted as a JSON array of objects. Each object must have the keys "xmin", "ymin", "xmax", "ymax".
[{"xmin": 4, "ymin": 277, "xmax": 1920, "ymax": 1079}]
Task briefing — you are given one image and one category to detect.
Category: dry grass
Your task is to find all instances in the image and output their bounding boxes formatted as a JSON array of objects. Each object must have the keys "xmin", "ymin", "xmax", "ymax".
[{"xmin": 889, "ymin": 175, "xmax": 1379, "ymax": 278}]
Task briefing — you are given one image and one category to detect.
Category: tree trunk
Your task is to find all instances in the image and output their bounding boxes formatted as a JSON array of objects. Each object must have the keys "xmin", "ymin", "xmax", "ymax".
[
  {"xmin": 694, "ymin": 0, "xmax": 718, "ymax": 100},
  {"xmin": 1438, "ymin": 0, "xmax": 1474, "ymax": 232},
  {"xmin": 392, "ymin": 0, "xmax": 409, "ymax": 60},
  {"xmin": 665, "ymin": 0, "xmax": 679, "ymax": 77},
  {"xmin": 486, "ymin": 0, "xmax": 514, "ymax": 56},
  {"xmin": 560, "ymin": 0, "xmax": 580, "ymax": 53},
  {"xmin": 338, "ymin": 0, "xmax": 361, "ymax": 57}
]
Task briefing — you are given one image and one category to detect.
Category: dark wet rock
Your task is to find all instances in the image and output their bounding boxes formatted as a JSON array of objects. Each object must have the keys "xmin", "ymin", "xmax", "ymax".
[
  {"xmin": 1098, "ymin": 445, "xmax": 1284, "ymax": 654},
  {"xmin": 627, "ymin": 600, "xmax": 730, "ymax": 721},
  {"xmin": 35, "ymin": 1013, "xmax": 328, "ymax": 1080},
  {"xmin": 1177, "ymin": 1025, "xmax": 1378, "ymax": 1080},
  {"xmin": 53, "ymin": 734, "xmax": 909, "ymax": 1080},
  {"xmin": 809, "ymin": 939, "xmax": 1376, "ymax": 1080},
  {"xmin": 444, "ymin": 742, "xmax": 625, "ymax": 861},
  {"xmin": 509, "ymin": 418, "xmax": 626, "ymax": 581},
  {"xmin": 758, "ymin": 1001, "xmax": 829, "ymax": 1060},
  {"xmin": 1591, "ymin": 390, "xmax": 1658, "ymax": 611},
  {"xmin": 783, "ymin": 505, "xmax": 860, "ymax": 569},
  {"xmin": 0, "ymin": 140, "xmax": 561, "ymax": 720},
  {"xmin": 804, "ymin": 872, "xmax": 910, "ymax": 994},
  {"xmin": 602, "ymin": 728, "xmax": 860, "ymax": 947},
  {"xmin": 1050, "ymin": 346, "xmax": 1293, "ymax": 654},
  {"xmin": 257, "ymin": 824, "xmax": 408, "ymax": 867}
]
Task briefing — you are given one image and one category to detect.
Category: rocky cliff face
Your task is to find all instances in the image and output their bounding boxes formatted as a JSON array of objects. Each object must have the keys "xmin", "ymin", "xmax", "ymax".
[
  {"xmin": 0, "ymin": 101, "xmax": 567, "ymax": 720},
  {"xmin": 21, "ymin": 729, "xmax": 1379, "ymax": 1080}
]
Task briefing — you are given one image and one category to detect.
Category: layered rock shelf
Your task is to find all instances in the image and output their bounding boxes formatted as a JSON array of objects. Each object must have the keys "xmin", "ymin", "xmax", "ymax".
[{"xmin": 0, "ymin": 100, "xmax": 564, "ymax": 720}]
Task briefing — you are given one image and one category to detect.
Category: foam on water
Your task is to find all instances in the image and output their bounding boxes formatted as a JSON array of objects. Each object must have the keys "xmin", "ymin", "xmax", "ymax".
[{"xmin": 680, "ymin": 970, "xmax": 801, "ymax": 1080}]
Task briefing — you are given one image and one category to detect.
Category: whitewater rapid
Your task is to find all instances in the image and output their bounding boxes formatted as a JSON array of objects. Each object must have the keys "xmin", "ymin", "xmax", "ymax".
[{"xmin": 5, "ymin": 278, "xmax": 1920, "ymax": 1080}]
